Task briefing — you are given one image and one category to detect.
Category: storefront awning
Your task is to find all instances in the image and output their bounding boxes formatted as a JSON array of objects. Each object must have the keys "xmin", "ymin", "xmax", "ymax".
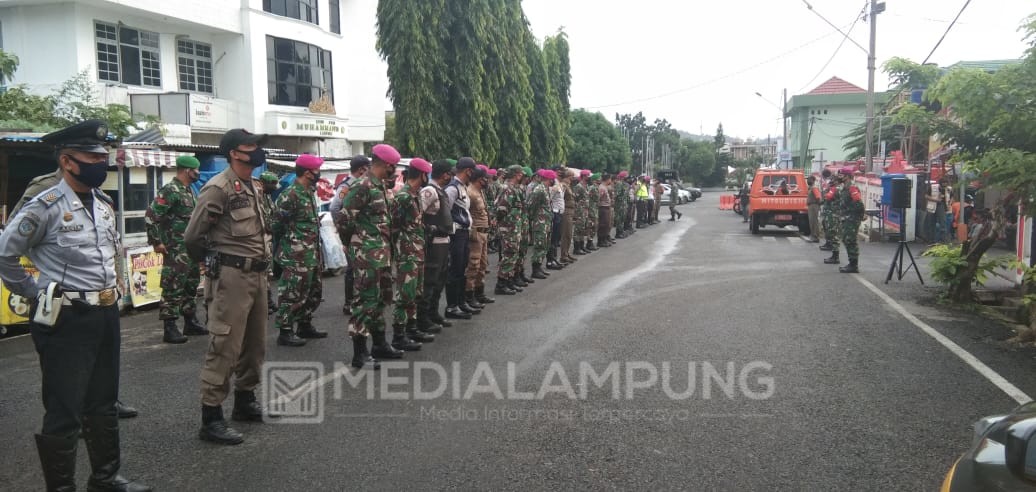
[{"xmin": 115, "ymin": 148, "xmax": 195, "ymax": 168}]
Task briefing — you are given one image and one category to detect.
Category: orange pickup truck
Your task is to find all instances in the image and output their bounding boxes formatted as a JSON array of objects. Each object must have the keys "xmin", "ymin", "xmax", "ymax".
[{"xmin": 746, "ymin": 169, "xmax": 811, "ymax": 236}]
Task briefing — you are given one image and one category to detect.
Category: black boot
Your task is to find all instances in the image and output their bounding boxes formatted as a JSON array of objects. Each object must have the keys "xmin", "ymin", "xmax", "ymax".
[
  {"xmin": 475, "ymin": 286, "xmax": 496, "ymax": 304},
  {"xmin": 520, "ymin": 268, "xmax": 535, "ymax": 284},
  {"xmin": 459, "ymin": 300, "xmax": 482, "ymax": 315},
  {"xmin": 391, "ymin": 324, "xmax": 422, "ymax": 351},
  {"xmin": 546, "ymin": 259, "xmax": 563, "ymax": 270},
  {"xmin": 371, "ymin": 331, "xmax": 404, "ymax": 359},
  {"xmin": 406, "ymin": 319, "xmax": 436, "ymax": 343},
  {"xmin": 429, "ymin": 312, "xmax": 452, "ymax": 328},
  {"xmin": 35, "ymin": 433, "xmax": 78, "ymax": 492},
  {"xmin": 823, "ymin": 251, "xmax": 840, "ymax": 264},
  {"xmin": 573, "ymin": 240, "xmax": 587, "ymax": 255},
  {"xmin": 199, "ymin": 405, "xmax": 243, "ymax": 445},
  {"xmin": 115, "ymin": 401, "xmax": 138, "ymax": 419},
  {"xmin": 839, "ymin": 259, "xmax": 859, "ymax": 273},
  {"xmin": 182, "ymin": 312, "xmax": 208, "ymax": 336},
  {"xmin": 495, "ymin": 278, "xmax": 517, "ymax": 295},
  {"xmin": 162, "ymin": 319, "xmax": 187, "ymax": 344},
  {"xmin": 297, "ymin": 321, "xmax": 328, "ymax": 339},
  {"xmin": 465, "ymin": 291, "xmax": 485, "ymax": 309},
  {"xmin": 510, "ymin": 276, "xmax": 524, "ymax": 292},
  {"xmin": 586, "ymin": 239, "xmax": 598, "ymax": 251},
  {"xmin": 277, "ymin": 328, "xmax": 307, "ymax": 347},
  {"xmin": 351, "ymin": 335, "xmax": 380, "ymax": 369},
  {"xmin": 532, "ymin": 263, "xmax": 548, "ymax": 279},
  {"xmin": 231, "ymin": 390, "xmax": 267, "ymax": 422},
  {"xmin": 819, "ymin": 242, "xmax": 833, "ymax": 251},
  {"xmin": 416, "ymin": 317, "xmax": 443, "ymax": 334},
  {"xmin": 445, "ymin": 305, "xmax": 472, "ymax": 319},
  {"xmin": 80, "ymin": 415, "xmax": 152, "ymax": 492}
]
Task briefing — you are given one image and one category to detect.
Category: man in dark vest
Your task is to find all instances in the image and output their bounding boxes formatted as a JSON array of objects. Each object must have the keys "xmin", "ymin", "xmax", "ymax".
[{"xmin": 417, "ymin": 160, "xmax": 455, "ymax": 333}]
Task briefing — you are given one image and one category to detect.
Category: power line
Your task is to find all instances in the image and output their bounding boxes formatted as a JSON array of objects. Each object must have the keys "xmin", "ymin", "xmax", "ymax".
[
  {"xmin": 922, "ymin": 0, "xmax": 973, "ymax": 64},
  {"xmin": 582, "ymin": 26, "xmax": 851, "ymax": 110},
  {"xmin": 797, "ymin": 1, "xmax": 869, "ymax": 93},
  {"xmin": 800, "ymin": 0, "xmax": 869, "ymax": 54}
]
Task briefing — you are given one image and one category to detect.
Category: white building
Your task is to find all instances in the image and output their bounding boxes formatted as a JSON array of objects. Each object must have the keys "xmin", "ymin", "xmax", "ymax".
[{"xmin": 0, "ymin": 0, "xmax": 387, "ymax": 156}]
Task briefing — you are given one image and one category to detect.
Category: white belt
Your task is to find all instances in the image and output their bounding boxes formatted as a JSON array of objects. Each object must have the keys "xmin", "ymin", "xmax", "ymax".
[{"xmin": 60, "ymin": 288, "xmax": 119, "ymax": 307}]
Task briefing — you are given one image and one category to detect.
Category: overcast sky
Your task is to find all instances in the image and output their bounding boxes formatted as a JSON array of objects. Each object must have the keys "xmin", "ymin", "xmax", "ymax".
[{"xmin": 509, "ymin": 0, "xmax": 1034, "ymax": 141}]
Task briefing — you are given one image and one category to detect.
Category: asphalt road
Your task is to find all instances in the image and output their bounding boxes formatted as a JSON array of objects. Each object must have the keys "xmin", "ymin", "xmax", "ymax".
[{"xmin": 2, "ymin": 191, "xmax": 1035, "ymax": 490}]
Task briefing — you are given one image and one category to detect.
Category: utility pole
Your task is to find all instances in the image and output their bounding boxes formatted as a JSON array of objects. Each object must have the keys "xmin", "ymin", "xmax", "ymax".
[
  {"xmin": 865, "ymin": 1, "xmax": 885, "ymax": 174},
  {"xmin": 782, "ymin": 88, "xmax": 788, "ymax": 155}
]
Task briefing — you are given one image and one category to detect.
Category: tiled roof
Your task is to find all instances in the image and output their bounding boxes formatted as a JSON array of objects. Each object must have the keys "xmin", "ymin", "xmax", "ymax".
[
  {"xmin": 944, "ymin": 59, "xmax": 1020, "ymax": 73},
  {"xmin": 808, "ymin": 77, "xmax": 866, "ymax": 95}
]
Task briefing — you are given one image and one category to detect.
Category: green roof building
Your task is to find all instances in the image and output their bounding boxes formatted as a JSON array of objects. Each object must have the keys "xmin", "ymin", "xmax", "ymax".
[{"xmin": 786, "ymin": 77, "xmax": 888, "ymax": 170}]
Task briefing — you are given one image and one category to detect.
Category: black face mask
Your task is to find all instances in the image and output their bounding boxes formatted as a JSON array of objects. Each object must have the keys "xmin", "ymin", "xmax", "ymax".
[
  {"xmin": 187, "ymin": 170, "xmax": 201, "ymax": 183},
  {"xmin": 264, "ymin": 184, "xmax": 278, "ymax": 194},
  {"xmin": 237, "ymin": 148, "xmax": 266, "ymax": 167},
  {"xmin": 309, "ymin": 171, "xmax": 321, "ymax": 182},
  {"xmin": 66, "ymin": 155, "xmax": 109, "ymax": 188}
]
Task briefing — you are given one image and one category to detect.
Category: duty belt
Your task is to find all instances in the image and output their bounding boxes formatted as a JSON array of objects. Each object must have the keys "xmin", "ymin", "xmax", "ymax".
[
  {"xmin": 218, "ymin": 253, "xmax": 270, "ymax": 272},
  {"xmin": 62, "ymin": 288, "xmax": 119, "ymax": 307}
]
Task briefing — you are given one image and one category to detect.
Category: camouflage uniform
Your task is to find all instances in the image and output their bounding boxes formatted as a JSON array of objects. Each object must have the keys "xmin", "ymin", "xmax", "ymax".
[
  {"xmin": 517, "ymin": 182, "xmax": 530, "ymax": 272},
  {"xmin": 527, "ymin": 181, "xmax": 552, "ymax": 264},
  {"xmin": 259, "ymin": 181, "xmax": 277, "ymax": 311},
  {"xmin": 839, "ymin": 182, "xmax": 865, "ymax": 262},
  {"xmin": 145, "ymin": 177, "xmax": 200, "ymax": 320},
  {"xmin": 587, "ymin": 179, "xmax": 599, "ymax": 240},
  {"xmin": 484, "ymin": 180, "xmax": 500, "ymax": 251},
  {"xmin": 496, "ymin": 182, "xmax": 524, "ymax": 279},
  {"xmin": 392, "ymin": 187, "xmax": 425, "ymax": 326},
  {"xmin": 613, "ymin": 180, "xmax": 629, "ymax": 237},
  {"xmin": 272, "ymin": 181, "xmax": 323, "ymax": 331},
  {"xmin": 573, "ymin": 181, "xmax": 589, "ymax": 242},
  {"xmin": 822, "ymin": 179, "xmax": 842, "ymax": 252},
  {"xmin": 341, "ymin": 175, "xmax": 393, "ymax": 337}
]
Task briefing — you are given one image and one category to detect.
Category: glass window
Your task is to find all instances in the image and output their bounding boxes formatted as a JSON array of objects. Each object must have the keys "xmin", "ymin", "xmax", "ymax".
[
  {"xmin": 264, "ymin": 0, "xmax": 318, "ymax": 25},
  {"xmin": 176, "ymin": 39, "xmax": 213, "ymax": 93},
  {"xmin": 266, "ymin": 35, "xmax": 333, "ymax": 107},
  {"xmin": 329, "ymin": 0, "xmax": 340, "ymax": 34},
  {"xmin": 94, "ymin": 21, "xmax": 161, "ymax": 87}
]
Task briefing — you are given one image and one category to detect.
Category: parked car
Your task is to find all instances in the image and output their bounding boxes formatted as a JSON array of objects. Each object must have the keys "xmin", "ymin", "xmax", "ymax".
[
  {"xmin": 941, "ymin": 401, "xmax": 1036, "ymax": 490},
  {"xmin": 684, "ymin": 185, "xmax": 702, "ymax": 201}
]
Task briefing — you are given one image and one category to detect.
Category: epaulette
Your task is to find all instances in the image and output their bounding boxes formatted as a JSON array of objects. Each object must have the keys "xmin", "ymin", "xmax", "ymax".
[
  {"xmin": 35, "ymin": 187, "xmax": 64, "ymax": 208},
  {"xmin": 94, "ymin": 189, "xmax": 115, "ymax": 207}
]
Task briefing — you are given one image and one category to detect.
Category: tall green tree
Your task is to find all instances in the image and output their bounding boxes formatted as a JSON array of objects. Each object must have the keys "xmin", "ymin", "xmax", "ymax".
[
  {"xmin": 441, "ymin": 0, "xmax": 496, "ymax": 162},
  {"xmin": 567, "ymin": 109, "xmax": 631, "ymax": 172},
  {"xmin": 488, "ymin": 0, "xmax": 533, "ymax": 166},
  {"xmin": 527, "ymin": 36, "xmax": 562, "ymax": 165},
  {"xmin": 376, "ymin": 0, "xmax": 450, "ymax": 157},
  {"xmin": 544, "ymin": 30, "xmax": 571, "ymax": 162},
  {"xmin": 0, "ymin": 49, "xmax": 18, "ymax": 86}
]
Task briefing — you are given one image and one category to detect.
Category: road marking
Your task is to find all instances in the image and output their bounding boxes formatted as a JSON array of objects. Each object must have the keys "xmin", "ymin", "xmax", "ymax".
[
  {"xmin": 763, "ymin": 236, "xmax": 777, "ymax": 242},
  {"xmin": 853, "ymin": 274, "xmax": 1032, "ymax": 405}
]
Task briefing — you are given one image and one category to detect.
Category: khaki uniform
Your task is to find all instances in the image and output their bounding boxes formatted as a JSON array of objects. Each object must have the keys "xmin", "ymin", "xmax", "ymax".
[
  {"xmin": 184, "ymin": 168, "xmax": 270, "ymax": 407},
  {"xmin": 9, "ymin": 171, "xmax": 61, "ymax": 218},
  {"xmin": 466, "ymin": 184, "xmax": 490, "ymax": 291}
]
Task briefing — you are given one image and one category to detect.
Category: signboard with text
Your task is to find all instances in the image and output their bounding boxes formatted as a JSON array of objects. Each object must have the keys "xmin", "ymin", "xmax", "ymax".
[
  {"xmin": 126, "ymin": 247, "xmax": 163, "ymax": 307},
  {"xmin": 270, "ymin": 113, "xmax": 349, "ymax": 138}
]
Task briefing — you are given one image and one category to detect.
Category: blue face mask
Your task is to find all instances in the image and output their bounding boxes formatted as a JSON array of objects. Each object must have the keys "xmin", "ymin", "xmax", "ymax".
[{"xmin": 67, "ymin": 155, "xmax": 109, "ymax": 188}]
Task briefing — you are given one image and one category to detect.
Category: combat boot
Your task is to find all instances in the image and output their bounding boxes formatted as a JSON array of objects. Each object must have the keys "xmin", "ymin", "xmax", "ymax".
[
  {"xmin": 459, "ymin": 300, "xmax": 482, "ymax": 315},
  {"xmin": 81, "ymin": 416, "xmax": 152, "ymax": 492},
  {"xmin": 416, "ymin": 316, "xmax": 443, "ymax": 334},
  {"xmin": 819, "ymin": 241, "xmax": 833, "ymax": 251},
  {"xmin": 475, "ymin": 286, "xmax": 496, "ymax": 304},
  {"xmin": 182, "ymin": 312, "xmax": 208, "ymax": 336},
  {"xmin": 162, "ymin": 319, "xmax": 188, "ymax": 344},
  {"xmin": 839, "ymin": 259, "xmax": 859, "ymax": 273},
  {"xmin": 277, "ymin": 328, "xmax": 307, "ymax": 347},
  {"xmin": 465, "ymin": 291, "xmax": 485, "ymax": 309},
  {"xmin": 350, "ymin": 335, "xmax": 380, "ymax": 369},
  {"xmin": 35, "ymin": 433, "xmax": 78, "ymax": 492},
  {"xmin": 230, "ymin": 390, "xmax": 266, "ymax": 422},
  {"xmin": 391, "ymin": 324, "xmax": 422, "ymax": 351},
  {"xmin": 512, "ymin": 275, "xmax": 529, "ymax": 288},
  {"xmin": 371, "ymin": 331, "xmax": 404, "ymax": 359},
  {"xmin": 297, "ymin": 321, "xmax": 328, "ymax": 339},
  {"xmin": 531, "ymin": 263, "xmax": 548, "ymax": 279},
  {"xmin": 823, "ymin": 251, "xmax": 840, "ymax": 264},
  {"xmin": 495, "ymin": 277, "xmax": 517, "ymax": 295},
  {"xmin": 546, "ymin": 259, "xmax": 563, "ymax": 270},
  {"xmin": 586, "ymin": 239, "xmax": 598, "ymax": 251},
  {"xmin": 510, "ymin": 276, "xmax": 525, "ymax": 292},
  {"xmin": 429, "ymin": 312, "xmax": 452, "ymax": 328},
  {"xmin": 406, "ymin": 319, "xmax": 436, "ymax": 343},
  {"xmin": 520, "ymin": 267, "xmax": 535, "ymax": 284},
  {"xmin": 445, "ymin": 305, "xmax": 472, "ymax": 319},
  {"xmin": 199, "ymin": 405, "xmax": 244, "ymax": 445},
  {"xmin": 573, "ymin": 240, "xmax": 587, "ymax": 255}
]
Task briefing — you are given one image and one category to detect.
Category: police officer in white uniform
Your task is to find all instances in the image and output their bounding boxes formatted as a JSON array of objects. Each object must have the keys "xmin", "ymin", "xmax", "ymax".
[{"xmin": 0, "ymin": 120, "xmax": 150, "ymax": 491}]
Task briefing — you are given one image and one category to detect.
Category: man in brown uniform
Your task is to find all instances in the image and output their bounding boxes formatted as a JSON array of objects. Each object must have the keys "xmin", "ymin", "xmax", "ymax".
[
  {"xmin": 465, "ymin": 167, "xmax": 492, "ymax": 308},
  {"xmin": 184, "ymin": 129, "xmax": 272, "ymax": 445},
  {"xmin": 597, "ymin": 174, "xmax": 614, "ymax": 247},
  {"xmin": 560, "ymin": 169, "xmax": 577, "ymax": 263}
]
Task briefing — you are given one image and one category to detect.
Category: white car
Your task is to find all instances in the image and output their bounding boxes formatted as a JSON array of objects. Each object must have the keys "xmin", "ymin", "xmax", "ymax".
[{"xmin": 660, "ymin": 184, "xmax": 691, "ymax": 205}]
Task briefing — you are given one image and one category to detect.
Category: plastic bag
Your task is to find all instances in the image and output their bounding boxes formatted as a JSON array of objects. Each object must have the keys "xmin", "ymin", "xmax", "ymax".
[{"xmin": 319, "ymin": 213, "xmax": 348, "ymax": 270}]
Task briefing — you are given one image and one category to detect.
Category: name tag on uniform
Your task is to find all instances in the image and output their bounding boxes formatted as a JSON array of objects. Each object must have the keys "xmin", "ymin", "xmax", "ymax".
[
  {"xmin": 432, "ymin": 237, "xmax": 450, "ymax": 244},
  {"xmin": 229, "ymin": 197, "xmax": 250, "ymax": 210},
  {"xmin": 59, "ymin": 224, "xmax": 84, "ymax": 233}
]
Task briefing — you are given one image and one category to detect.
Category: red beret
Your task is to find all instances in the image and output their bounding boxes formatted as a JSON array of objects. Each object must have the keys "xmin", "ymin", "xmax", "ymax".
[
  {"xmin": 372, "ymin": 144, "xmax": 401, "ymax": 165},
  {"xmin": 409, "ymin": 157, "xmax": 432, "ymax": 173},
  {"xmin": 838, "ymin": 166, "xmax": 855, "ymax": 175},
  {"xmin": 580, "ymin": 169, "xmax": 591, "ymax": 177},
  {"xmin": 295, "ymin": 154, "xmax": 323, "ymax": 170},
  {"xmin": 487, "ymin": 168, "xmax": 498, "ymax": 176},
  {"xmin": 617, "ymin": 171, "xmax": 629, "ymax": 178}
]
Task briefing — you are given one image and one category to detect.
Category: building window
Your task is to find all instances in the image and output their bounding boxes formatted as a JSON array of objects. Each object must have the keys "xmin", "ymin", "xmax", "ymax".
[
  {"xmin": 263, "ymin": 0, "xmax": 318, "ymax": 25},
  {"xmin": 329, "ymin": 0, "xmax": 340, "ymax": 34},
  {"xmin": 95, "ymin": 21, "xmax": 161, "ymax": 87},
  {"xmin": 177, "ymin": 39, "xmax": 214, "ymax": 94},
  {"xmin": 266, "ymin": 36, "xmax": 333, "ymax": 107}
]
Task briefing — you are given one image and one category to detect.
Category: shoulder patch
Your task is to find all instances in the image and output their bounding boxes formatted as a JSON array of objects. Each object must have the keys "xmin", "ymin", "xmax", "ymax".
[
  {"xmin": 35, "ymin": 187, "xmax": 63, "ymax": 208},
  {"xmin": 17, "ymin": 214, "xmax": 39, "ymax": 236}
]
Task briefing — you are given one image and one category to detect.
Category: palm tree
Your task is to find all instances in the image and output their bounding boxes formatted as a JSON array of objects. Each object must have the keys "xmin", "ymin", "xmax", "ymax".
[{"xmin": 0, "ymin": 49, "xmax": 18, "ymax": 86}]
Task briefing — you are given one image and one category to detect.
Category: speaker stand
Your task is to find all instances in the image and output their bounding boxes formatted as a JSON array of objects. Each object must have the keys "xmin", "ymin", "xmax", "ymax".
[{"xmin": 885, "ymin": 208, "xmax": 924, "ymax": 284}]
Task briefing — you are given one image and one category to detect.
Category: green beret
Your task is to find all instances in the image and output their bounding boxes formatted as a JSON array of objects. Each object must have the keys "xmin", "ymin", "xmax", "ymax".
[
  {"xmin": 590, "ymin": 173, "xmax": 601, "ymax": 180},
  {"xmin": 176, "ymin": 155, "xmax": 200, "ymax": 169},
  {"xmin": 446, "ymin": 159, "xmax": 458, "ymax": 166},
  {"xmin": 505, "ymin": 165, "xmax": 524, "ymax": 178},
  {"xmin": 521, "ymin": 166, "xmax": 533, "ymax": 177},
  {"xmin": 259, "ymin": 171, "xmax": 279, "ymax": 183}
]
